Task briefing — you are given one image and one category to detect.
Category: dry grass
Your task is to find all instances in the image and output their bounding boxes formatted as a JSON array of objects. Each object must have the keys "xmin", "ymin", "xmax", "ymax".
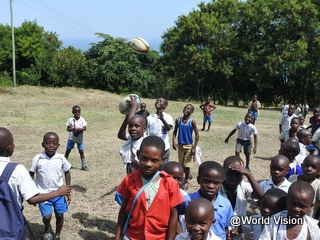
[{"xmin": 0, "ymin": 86, "xmax": 282, "ymax": 239}]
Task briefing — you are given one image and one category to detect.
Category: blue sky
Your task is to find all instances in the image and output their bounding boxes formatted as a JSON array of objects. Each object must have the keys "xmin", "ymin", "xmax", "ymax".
[{"xmin": 0, "ymin": 0, "xmax": 210, "ymax": 51}]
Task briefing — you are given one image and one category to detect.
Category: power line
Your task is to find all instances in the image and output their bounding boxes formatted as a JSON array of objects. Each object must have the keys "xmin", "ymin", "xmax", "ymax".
[{"xmin": 15, "ymin": 0, "xmax": 97, "ymax": 37}]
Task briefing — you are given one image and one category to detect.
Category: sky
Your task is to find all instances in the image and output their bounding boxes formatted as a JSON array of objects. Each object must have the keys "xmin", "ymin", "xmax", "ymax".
[{"xmin": 0, "ymin": 0, "xmax": 211, "ymax": 51}]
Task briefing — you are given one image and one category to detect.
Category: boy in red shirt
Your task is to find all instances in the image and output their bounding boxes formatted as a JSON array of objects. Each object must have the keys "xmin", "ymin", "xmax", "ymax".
[{"xmin": 115, "ymin": 136, "xmax": 183, "ymax": 240}]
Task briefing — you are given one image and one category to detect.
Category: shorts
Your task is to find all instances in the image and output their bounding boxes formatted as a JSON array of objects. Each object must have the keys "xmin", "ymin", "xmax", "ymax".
[
  {"xmin": 66, "ymin": 139, "xmax": 84, "ymax": 150},
  {"xmin": 39, "ymin": 196, "xmax": 68, "ymax": 217},
  {"xmin": 250, "ymin": 110, "xmax": 258, "ymax": 120},
  {"xmin": 203, "ymin": 115, "xmax": 213, "ymax": 123},
  {"xmin": 178, "ymin": 144, "xmax": 194, "ymax": 168},
  {"xmin": 236, "ymin": 138, "xmax": 252, "ymax": 155}
]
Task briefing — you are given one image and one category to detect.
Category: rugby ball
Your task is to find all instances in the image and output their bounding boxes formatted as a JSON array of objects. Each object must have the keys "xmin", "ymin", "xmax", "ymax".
[
  {"xmin": 119, "ymin": 94, "xmax": 141, "ymax": 115},
  {"xmin": 130, "ymin": 37, "xmax": 149, "ymax": 54}
]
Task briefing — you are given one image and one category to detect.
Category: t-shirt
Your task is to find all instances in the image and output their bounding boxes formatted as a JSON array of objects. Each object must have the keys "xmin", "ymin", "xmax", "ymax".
[
  {"xmin": 235, "ymin": 122, "xmax": 258, "ymax": 141},
  {"xmin": 66, "ymin": 116, "xmax": 87, "ymax": 141}
]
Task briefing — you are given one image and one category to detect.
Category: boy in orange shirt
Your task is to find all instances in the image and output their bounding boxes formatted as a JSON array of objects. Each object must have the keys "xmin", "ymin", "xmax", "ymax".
[{"xmin": 115, "ymin": 136, "xmax": 183, "ymax": 240}]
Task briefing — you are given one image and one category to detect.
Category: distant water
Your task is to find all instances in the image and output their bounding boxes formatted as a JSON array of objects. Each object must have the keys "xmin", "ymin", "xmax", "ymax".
[{"xmin": 61, "ymin": 37, "xmax": 161, "ymax": 52}]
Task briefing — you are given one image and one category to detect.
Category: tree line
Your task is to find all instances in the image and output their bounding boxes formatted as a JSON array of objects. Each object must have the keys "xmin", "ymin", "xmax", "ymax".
[{"xmin": 1, "ymin": 0, "xmax": 320, "ymax": 107}]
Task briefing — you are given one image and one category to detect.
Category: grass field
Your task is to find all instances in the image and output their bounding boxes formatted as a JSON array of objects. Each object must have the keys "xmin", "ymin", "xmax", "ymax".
[{"xmin": 0, "ymin": 86, "xmax": 285, "ymax": 239}]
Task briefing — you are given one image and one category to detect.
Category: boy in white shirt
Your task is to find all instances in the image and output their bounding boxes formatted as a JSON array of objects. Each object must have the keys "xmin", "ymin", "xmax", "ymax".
[{"xmin": 225, "ymin": 113, "xmax": 258, "ymax": 171}]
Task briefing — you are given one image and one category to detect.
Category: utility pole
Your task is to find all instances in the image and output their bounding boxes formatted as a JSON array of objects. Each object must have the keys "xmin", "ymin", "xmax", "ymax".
[{"xmin": 10, "ymin": 0, "xmax": 16, "ymax": 87}]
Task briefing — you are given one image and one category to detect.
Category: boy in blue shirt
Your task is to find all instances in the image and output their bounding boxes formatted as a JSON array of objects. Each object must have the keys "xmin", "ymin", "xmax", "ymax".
[
  {"xmin": 184, "ymin": 161, "xmax": 234, "ymax": 240},
  {"xmin": 172, "ymin": 104, "xmax": 199, "ymax": 190}
]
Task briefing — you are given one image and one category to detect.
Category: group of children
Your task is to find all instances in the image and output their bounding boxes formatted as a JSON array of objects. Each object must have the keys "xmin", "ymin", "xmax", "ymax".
[
  {"xmin": 0, "ymin": 104, "xmax": 89, "ymax": 240},
  {"xmin": 115, "ymin": 96, "xmax": 320, "ymax": 240}
]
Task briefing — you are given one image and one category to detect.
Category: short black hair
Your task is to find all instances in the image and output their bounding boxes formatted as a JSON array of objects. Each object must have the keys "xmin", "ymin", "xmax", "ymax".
[
  {"xmin": 130, "ymin": 114, "xmax": 147, "ymax": 127},
  {"xmin": 43, "ymin": 132, "xmax": 59, "ymax": 142},
  {"xmin": 223, "ymin": 156, "xmax": 243, "ymax": 169},
  {"xmin": 72, "ymin": 105, "xmax": 81, "ymax": 111},
  {"xmin": 264, "ymin": 188, "xmax": 287, "ymax": 212},
  {"xmin": 198, "ymin": 161, "xmax": 224, "ymax": 179},
  {"xmin": 163, "ymin": 161, "xmax": 183, "ymax": 173},
  {"xmin": 140, "ymin": 135, "xmax": 165, "ymax": 156},
  {"xmin": 288, "ymin": 180, "xmax": 315, "ymax": 201}
]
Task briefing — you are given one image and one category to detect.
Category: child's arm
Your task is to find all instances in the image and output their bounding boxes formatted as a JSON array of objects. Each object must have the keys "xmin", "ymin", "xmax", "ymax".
[
  {"xmin": 225, "ymin": 129, "xmax": 237, "ymax": 143},
  {"xmin": 191, "ymin": 119, "xmax": 199, "ymax": 155},
  {"xmin": 253, "ymin": 134, "xmax": 258, "ymax": 154},
  {"xmin": 158, "ymin": 111, "xmax": 172, "ymax": 132},
  {"xmin": 115, "ymin": 198, "xmax": 128, "ymax": 240},
  {"xmin": 27, "ymin": 185, "xmax": 72, "ymax": 205},
  {"xmin": 229, "ymin": 163, "xmax": 264, "ymax": 199},
  {"xmin": 117, "ymin": 115, "xmax": 129, "ymax": 140},
  {"xmin": 172, "ymin": 118, "xmax": 179, "ymax": 150},
  {"xmin": 166, "ymin": 207, "xmax": 178, "ymax": 240},
  {"xmin": 64, "ymin": 170, "xmax": 71, "ymax": 204}
]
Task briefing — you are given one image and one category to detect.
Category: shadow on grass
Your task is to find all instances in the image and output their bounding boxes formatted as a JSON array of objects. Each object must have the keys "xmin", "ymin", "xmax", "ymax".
[
  {"xmin": 72, "ymin": 212, "xmax": 116, "ymax": 239},
  {"xmin": 27, "ymin": 221, "xmax": 45, "ymax": 240},
  {"xmin": 254, "ymin": 156, "xmax": 272, "ymax": 161},
  {"xmin": 73, "ymin": 184, "xmax": 87, "ymax": 193},
  {"xmin": 100, "ymin": 186, "xmax": 117, "ymax": 198}
]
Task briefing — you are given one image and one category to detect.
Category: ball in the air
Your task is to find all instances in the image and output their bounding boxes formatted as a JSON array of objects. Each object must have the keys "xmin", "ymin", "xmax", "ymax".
[
  {"xmin": 118, "ymin": 94, "xmax": 141, "ymax": 115},
  {"xmin": 130, "ymin": 37, "xmax": 149, "ymax": 54}
]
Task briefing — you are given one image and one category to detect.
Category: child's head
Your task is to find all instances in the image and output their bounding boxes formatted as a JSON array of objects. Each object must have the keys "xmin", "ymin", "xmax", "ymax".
[
  {"xmin": 185, "ymin": 198, "xmax": 214, "ymax": 240},
  {"xmin": 42, "ymin": 132, "xmax": 60, "ymax": 158},
  {"xmin": 297, "ymin": 128, "xmax": 312, "ymax": 146},
  {"xmin": 299, "ymin": 116, "xmax": 305, "ymax": 126},
  {"xmin": 278, "ymin": 137, "xmax": 300, "ymax": 161},
  {"xmin": 287, "ymin": 104, "xmax": 296, "ymax": 116},
  {"xmin": 183, "ymin": 104, "xmax": 194, "ymax": 117},
  {"xmin": 260, "ymin": 188, "xmax": 287, "ymax": 217},
  {"xmin": 244, "ymin": 113, "xmax": 253, "ymax": 124},
  {"xmin": 269, "ymin": 155, "xmax": 290, "ymax": 183},
  {"xmin": 313, "ymin": 108, "xmax": 320, "ymax": 118},
  {"xmin": 223, "ymin": 156, "xmax": 243, "ymax": 189},
  {"xmin": 140, "ymin": 103, "xmax": 147, "ymax": 111},
  {"xmin": 0, "ymin": 127, "xmax": 14, "ymax": 157},
  {"xmin": 252, "ymin": 95, "xmax": 258, "ymax": 101},
  {"xmin": 72, "ymin": 105, "xmax": 81, "ymax": 119},
  {"xmin": 155, "ymin": 97, "xmax": 168, "ymax": 111},
  {"xmin": 197, "ymin": 161, "xmax": 224, "ymax": 201},
  {"xmin": 206, "ymin": 96, "xmax": 211, "ymax": 102},
  {"xmin": 301, "ymin": 155, "xmax": 320, "ymax": 180},
  {"xmin": 290, "ymin": 117, "xmax": 301, "ymax": 130},
  {"xmin": 128, "ymin": 115, "xmax": 146, "ymax": 140},
  {"xmin": 286, "ymin": 181, "xmax": 314, "ymax": 218},
  {"xmin": 138, "ymin": 136, "xmax": 165, "ymax": 180},
  {"xmin": 163, "ymin": 161, "xmax": 184, "ymax": 188}
]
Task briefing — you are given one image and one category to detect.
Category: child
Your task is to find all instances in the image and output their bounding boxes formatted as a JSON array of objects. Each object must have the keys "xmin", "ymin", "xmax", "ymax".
[
  {"xmin": 241, "ymin": 188, "xmax": 287, "ymax": 240},
  {"xmin": 247, "ymin": 95, "xmax": 261, "ymax": 125},
  {"xmin": 279, "ymin": 104, "xmax": 297, "ymax": 133},
  {"xmin": 224, "ymin": 113, "xmax": 258, "ymax": 171},
  {"xmin": 136, "ymin": 102, "xmax": 150, "ymax": 119},
  {"xmin": 175, "ymin": 198, "xmax": 221, "ymax": 240},
  {"xmin": 118, "ymin": 97, "xmax": 147, "ymax": 174},
  {"xmin": 115, "ymin": 136, "xmax": 183, "ymax": 240},
  {"xmin": 296, "ymin": 128, "xmax": 312, "ymax": 163},
  {"xmin": 259, "ymin": 181, "xmax": 320, "ymax": 239},
  {"xmin": 186, "ymin": 161, "xmax": 234, "ymax": 240},
  {"xmin": 29, "ymin": 132, "xmax": 72, "ymax": 240},
  {"xmin": 172, "ymin": 104, "xmax": 199, "ymax": 190},
  {"xmin": 312, "ymin": 126, "xmax": 320, "ymax": 156},
  {"xmin": 163, "ymin": 161, "xmax": 190, "ymax": 234},
  {"xmin": 147, "ymin": 97, "xmax": 174, "ymax": 168},
  {"xmin": 0, "ymin": 127, "xmax": 71, "ymax": 239},
  {"xmin": 278, "ymin": 137, "xmax": 303, "ymax": 178},
  {"xmin": 288, "ymin": 155, "xmax": 320, "ymax": 217},
  {"xmin": 64, "ymin": 105, "xmax": 88, "ymax": 171},
  {"xmin": 219, "ymin": 156, "xmax": 264, "ymax": 239},
  {"xmin": 300, "ymin": 115, "xmax": 309, "ymax": 129},
  {"xmin": 278, "ymin": 117, "xmax": 300, "ymax": 143},
  {"xmin": 307, "ymin": 107, "xmax": 320, "ymax": 135},
  {"xmin": 199, "ymin": 96, "xmax": 216, "ymax": 131},
  {"xmin": 259, "ymin": 155, "xmax": 291, "ymax": 193}
]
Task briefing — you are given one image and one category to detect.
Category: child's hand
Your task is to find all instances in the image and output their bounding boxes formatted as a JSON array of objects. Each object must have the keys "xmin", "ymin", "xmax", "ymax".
[
  {"xmin": 253, "ymin": 147, "xmax": 257, "ymax": 154},
  {"xmin": 130, "ymin": 95, "xmax": 139, "ymax": 109},
  {"xmin": 57, "ymin": 185, "xmax": 72, "ymax": 196},
  {"xmin": 229, "ymin": 163, "xmax": 249, "ymax": 175},
  {"xmin": 224, "ymin": 138, "xmax": 229, "ymax": 143}
]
